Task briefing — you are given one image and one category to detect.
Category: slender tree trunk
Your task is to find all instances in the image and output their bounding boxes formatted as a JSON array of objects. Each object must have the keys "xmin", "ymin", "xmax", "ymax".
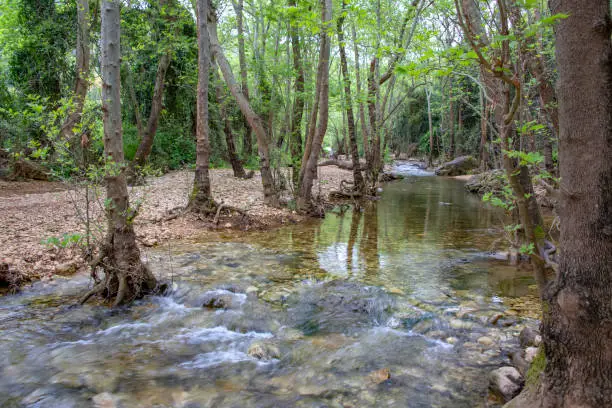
[
  {"xmin": 85, "ymin": 0, "xmax": 156, "ymax": 307},
  {"xmin": 448, "ymin": 76, "xmax": 455, "ymax": 158},
  {"xmin": 60, "ymin": 0, "xmax": 90, "ymax": 140},
  {"xmin": 337, "ymin": 0, "xmax": 364, "ymax": 191},
  {"xmin": 208, "ymin": 3, "xmax": 279, "ymax": 207},
  {"xmin": 535, "ymin": 1, "xmax": 612, "ymax": 406},
  {"xmin": 288, "ymin": 0, "xmax": 305, "ymax": 187},
  {"xmin": 232, "ymin": 0, "xmax": 253, "ymax": 156},
  {"xmin": 426, "ymin": 87, "xmax": 434, "ymax": 167},
  {"xmin": 189, "ymin": 0, "xmax": 215, "ymax": 213},
  {"xmin": 214, "ymin": 69, "xmax": 248, "ymax": 179},
  {"xmin": 297, "ymin": 0, "xmax": 332, "ymax": 212},
  {"xmin": 351, "ymin": 22, "xmax": 369, "ymax": 162},
  {"xmin": 480, "ymin": 89, "xmax": 489, "ymax": 169}
]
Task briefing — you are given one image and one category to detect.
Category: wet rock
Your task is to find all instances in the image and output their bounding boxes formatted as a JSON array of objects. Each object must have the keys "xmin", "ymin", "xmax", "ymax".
[
  {"xmin": 487, "ymin": 313, "xmax": 504, "ymax": 325},
  {"xmin": 519, "ymin": 327, "xmax": 540, "ymax": 348},
  {"xmin": 446, "ymin": 336, "xmax": 458, "ymax": 345},
  {"xmin": 245, "ymin": 286, "xmax": 259, "ymax": 297},
  {"xmin": 477, "ymin": 336, "xmax": 494, "ymax": 347},
  {"xmin": 450, "ymin": 318, "xmax": 474, "ymax": 330},
  {"xmin": 368, "ymin": 368, "xmax": 391, "ymax": 384},
  {"xmin": 435, "ymin": 155, "xmax": 477, "ymax": 176},
  {"xmin": 464, "ymin": 169, "xmax": 505, "ymax": 195},
  {"xmin": 524, "ymin": 346, "xmax": 539, "ymax": 363},
  {"xmin": 201, "ymin": 289, "xmax": 245, "ymax": 309},
  {"xmin": 55, "ymin": 261, "xmax": 78, "ymax": 275},
  {"xmin": 92, "ymin": 392, "xmax": 118, "ymax": 408},
  {"xmin": 511, "ymin": 351, "xmax": 530, "ymax": 376},
  {"xmin": 247, "ymin": 341, "xmax": 280, "ymax": 360},
  {"xmin": 83, "ymin": 371, "xmax": 120, "ymax": 393},
  {"xmin": 288, "ymin": 280, "xmax": 394, "ymax": 335},
  {"xmin": 489, "ymin": 366, "xmax": 524, "ymax": 402}
]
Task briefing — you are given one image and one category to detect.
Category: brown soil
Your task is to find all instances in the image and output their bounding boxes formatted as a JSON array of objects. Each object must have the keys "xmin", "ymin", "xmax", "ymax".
[{"xmin": 0, "ymin": 167, "xmax": 354, "ymax": 288}]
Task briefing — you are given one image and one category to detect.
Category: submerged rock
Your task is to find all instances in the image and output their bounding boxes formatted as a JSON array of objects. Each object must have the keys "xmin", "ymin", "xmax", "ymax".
[
  {"xmin": 287, "ymin": 280, "xmax": 395, "ymax": 335},
  {"xmin": 519, "ymin": 327, "xmax": 541, "ymax": 348},
  {"xmin": 435, "ymin": 156, "xmax": 478, "ymax": 176},
  {"xmin": 489, "ymin": 366, "xmax": 524, "ymax": 402},
  {"xmin": 201, "ymin": 289, "xmax": 246, "ymax": 309}
]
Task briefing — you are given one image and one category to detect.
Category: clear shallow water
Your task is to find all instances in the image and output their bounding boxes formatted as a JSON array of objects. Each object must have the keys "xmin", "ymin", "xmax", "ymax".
[{"xmin": 0, "ymin": 163, "xmax": 538, "ymax": 407}]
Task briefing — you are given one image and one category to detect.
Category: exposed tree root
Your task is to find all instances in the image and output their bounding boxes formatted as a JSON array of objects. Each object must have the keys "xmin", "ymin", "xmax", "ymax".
[{"xmin": 318, "ymin": 159, "xmax": 365, "ymax": 171}]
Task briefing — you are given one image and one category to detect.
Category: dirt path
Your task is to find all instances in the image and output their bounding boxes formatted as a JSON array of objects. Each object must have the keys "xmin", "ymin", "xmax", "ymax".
[{"xmin": 0, "ymin": 167, "xmax": 353, "ymax": 286}]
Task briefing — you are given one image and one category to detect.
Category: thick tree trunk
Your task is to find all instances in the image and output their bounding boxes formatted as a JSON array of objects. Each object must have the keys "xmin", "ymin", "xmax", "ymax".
[
  {"xmin": 214, "ymin": 70, "xmax": 248, "ymax": 179},
  {"xmin": 231, "ymin": 0, "xmax": 253, "ymax": 157},
  {"xmin": 288, "ymin": 0, "xmax": 305, "ymax": 187},
  {"xmin": 535, "ymin": 1, "xmax": 612, "ymax": 406},
  {"xmin": 337, "ymin": 0, "xmax": 364, "ymax": 192},
  {"xmin": 60, "ymin": 0, "xmax": 90, "ymax": 141},
  {"xmin": 297, "ymin": 0, "xmax": 332, "ymax": 212},
  {"xmin": 208, "ymin": 3, "xmax": 279, "ymax": 207},
  {"xmin": 88, "ymin": 0, "xmax": 156, "ymax": 307},
  {"xmin": 448, "ymin": 77, "xmax": 455, "ymax": 158},
  {"xmin": 189, "ymin": 0, "xmax": 215, "ymax": 213}
]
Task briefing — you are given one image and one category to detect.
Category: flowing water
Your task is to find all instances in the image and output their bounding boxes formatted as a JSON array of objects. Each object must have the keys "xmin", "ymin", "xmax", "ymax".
[{"xmin": 0, "ymin": 162, "xmax": 539, "ymax": 407}]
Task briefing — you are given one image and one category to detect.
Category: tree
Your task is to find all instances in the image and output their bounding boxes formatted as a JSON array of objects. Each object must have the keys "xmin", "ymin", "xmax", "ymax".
[
  {"xmin": 533, "ymin": 0, "xmax": 612, "ymax": 406},
  {"xmin": 189, "ymin": 0, "xmax": 215, "ymax": 213},
  {"xmin": 297, "ymin": 0, "xmax": 332, "ymax": 212},
  {"xmin": 81, "ymin": 0, "xmax": 157, "ymax": 306},
  {"xmin": 59, "ymin": 0, "xmax": 91, "ymax": 141}
]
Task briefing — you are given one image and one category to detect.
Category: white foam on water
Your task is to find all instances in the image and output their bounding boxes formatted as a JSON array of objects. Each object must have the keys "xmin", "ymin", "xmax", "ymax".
[{"xmin": 174, "ymin": 326, "xmax": 272, "ymax": 344}]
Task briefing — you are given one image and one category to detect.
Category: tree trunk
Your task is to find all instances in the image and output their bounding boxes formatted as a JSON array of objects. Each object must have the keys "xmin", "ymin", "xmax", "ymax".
[
  {"xmin": 231, "ymin": 0, "xmax": 253, "ymax": 157},
  {"xmin": 448, "ymin": 76, "xmax": 455, "ymax": 159},
  {"xmin": 351, "ymin": 22, "xmax": 369, "ymax": 162},
  {"xmin": 214, "ymin": 69, "xmax": 248, "ymax": 179},
  {"xmin": 337, "ymin": 0, "xmax": 364, "ymax": 192},
  {"xmin": 86, "ymin": 0, "xmax": 156, "ymax": 307},
  {"xmin": 426, "ymin": 87, "xmax": 434, "ymax": 167},
  {"xmin": 288, "ymin": 0, "xmax": 305, "ymax": 187},
  {"xmin": 59, "ymin": 0, "xmax": 90, "ymax": 141},
  {"xmin": 208, "ymin": 2, "xmax": 279, "ymax": 207},
  {"xmin": 536, "ymin": 1, "xmax": 612, "ymax": 406},
  {"xmin": 189, "ymin": 0, "xmax": 215, "ymax": 213},
  {"xmin": 297, "ymin": 0, "xmax": 332, "ymax": 212}
]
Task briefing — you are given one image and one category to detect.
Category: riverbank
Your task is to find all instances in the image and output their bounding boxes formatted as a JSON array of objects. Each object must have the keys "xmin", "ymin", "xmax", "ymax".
[{"xmin": 0, "ymin": 166, "xmax": 354, "ymax": 290}]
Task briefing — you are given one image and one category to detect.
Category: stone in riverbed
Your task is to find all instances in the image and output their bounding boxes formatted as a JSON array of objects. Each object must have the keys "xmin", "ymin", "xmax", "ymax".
[
  {"xmin": 434, "ymin": 155, "xmax": 478, "ymax": 176},
  {"xmin": 519, "ymin": 327, "xmax": 541, "ymax": 348},
  {"xmin": 450, "ymin": 318, "xmax": 474, "ymax": 330},
  {"xmin": 478, "ymin": 336, "xmax": 494, "ymax": 347},
  {"xmin": 524, "ymin": 346, "xmax": 539, "ymax": 363},
  {"xmin": 489, "ymin": 366, "xmax": 524, "ymax": 402},
  {"xmin": 247, "ymin": 341, "xmax": 280, "ymax": 360}
]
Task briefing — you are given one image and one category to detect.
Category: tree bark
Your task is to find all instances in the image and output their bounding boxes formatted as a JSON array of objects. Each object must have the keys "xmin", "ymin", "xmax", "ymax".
[
  {"xmin": 231, "ymin": 0, "xmax": 253, "ymax": 157},
  {"xmin": 214, "ymin": 69, "xmax": 248, "ymax": 179},
  {"xmin": 426, "ymin": 87, "xmax": 434, "ymax": 167},
  {"xmin": 189, "ymin": 0, "xmax": 215, "ymax": 213},
  {"xmin": 448, "ymin": 76, "xmax": 455, "ymax": 158},
  {"xmin": 288, "ymin": 0, "xmax": 305, "ymax": 187},
  {"xmin": 297, "ymin": 0, "xmax": 332, "ymax": 212},
  {"xmin": 337, "ymin": 0, "xmax": 364, "ymax": 192},
  {"xmin": 91, "ymin": 0, "xmax": 156, "ymax": 306},
  {"xmin": 536, "ymin": 1, "xmax": 612, "ymax": 406},
  {"xmin": 351, "ymin": 22, "xmax": 369, "ymax": 162},
  {"xmin": 60, "ymin": 0, "xmax": 90, "ymax": 141},
  {"xmin": 131, "ymin": 0, "xmax": 174, "ymax": 178},
  {"xmin": 208, "ymin": 2, "xmax": 279, "ymax": 207}
]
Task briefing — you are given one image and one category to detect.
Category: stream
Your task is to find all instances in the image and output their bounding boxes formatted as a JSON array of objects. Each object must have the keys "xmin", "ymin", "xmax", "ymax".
[{"xmin": 0, "ymin": 162, "xmax": 539, "ymax": 407}]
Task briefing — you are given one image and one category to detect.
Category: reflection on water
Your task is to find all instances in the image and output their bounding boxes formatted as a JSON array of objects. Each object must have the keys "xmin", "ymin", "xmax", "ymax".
[{"xmin": 0, "ymin": 163, "xmax": 539, "ymax": 407}]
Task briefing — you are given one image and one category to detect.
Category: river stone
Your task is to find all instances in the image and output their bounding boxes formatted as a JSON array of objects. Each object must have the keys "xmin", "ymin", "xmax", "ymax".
[
  {"xmin": 247, "ymin": 341, "xmax": 280, "ymax": 360},
  {"xmin": 434, "ymin": 155, "xmax": 477, "ymax": 176},
  {"xmin": 524, "ymin": 346, "xmax": 539, "ymax": 363},
  {"xmin": 450, "ymin": 318, "xmax": 474, "ymax": 330},
  {"xmin": 92, "ymin": 392, "xmax": 118, "ymax": 408},
  {"xmin": 511, "ymin": 351, "xmax": 530, "ymax": 376},
  {"xmin": 489, "ymin": 366, "xmax": 524, "ymax": 402},
  {"xmin": 478, "ymin": 336, "xmax": 494, "ymax": 347},
  {"xmin": 487, "ymin": 313, "xmax": 504, "ymax": 325},
  {"xmin": 519, "ymin": 327, "xmax": 540, "ymax": 348}
]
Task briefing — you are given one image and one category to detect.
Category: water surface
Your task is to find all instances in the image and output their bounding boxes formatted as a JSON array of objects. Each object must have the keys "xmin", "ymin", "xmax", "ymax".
[{"xmin": 0, "ymin": 162, "xmax": 538, "ymax": 407}]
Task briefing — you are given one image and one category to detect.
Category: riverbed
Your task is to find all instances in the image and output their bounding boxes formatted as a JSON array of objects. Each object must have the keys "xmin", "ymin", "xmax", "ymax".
[{"xmin": 0, "ymin": 162, "xmax": 539, "ymax": 407}]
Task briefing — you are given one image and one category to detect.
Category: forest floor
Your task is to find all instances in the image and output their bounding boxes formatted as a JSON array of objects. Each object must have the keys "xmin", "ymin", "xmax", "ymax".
[{"xmin": 0, "ymin": 166, "xmax": 355, "ymax": 287}]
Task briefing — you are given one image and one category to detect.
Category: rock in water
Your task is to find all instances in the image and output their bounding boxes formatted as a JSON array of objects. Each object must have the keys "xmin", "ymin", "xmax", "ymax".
[
  {"xmin": 368, "ymin": 368, "xmax": 391, "ymax": 384},
  {"xmin": 434, "ymin": 155, "xmax": 478, "ymax": 176},
  {"xmin": 247, "ymin": 341, "xmax": 280, "ymax": 360},
  {"xmin": 519, "ymin": 327, "xmax": 541, "ymax": 348},
  {"xmin": 489, "ymin": 366, "xmax": 524, "ymax": 402}
]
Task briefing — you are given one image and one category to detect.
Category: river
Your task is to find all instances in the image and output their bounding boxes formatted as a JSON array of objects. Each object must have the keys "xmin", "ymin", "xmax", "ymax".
[{"xmin": 0, "ymin": 162, "xmax": 538, "ymax": 407}]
